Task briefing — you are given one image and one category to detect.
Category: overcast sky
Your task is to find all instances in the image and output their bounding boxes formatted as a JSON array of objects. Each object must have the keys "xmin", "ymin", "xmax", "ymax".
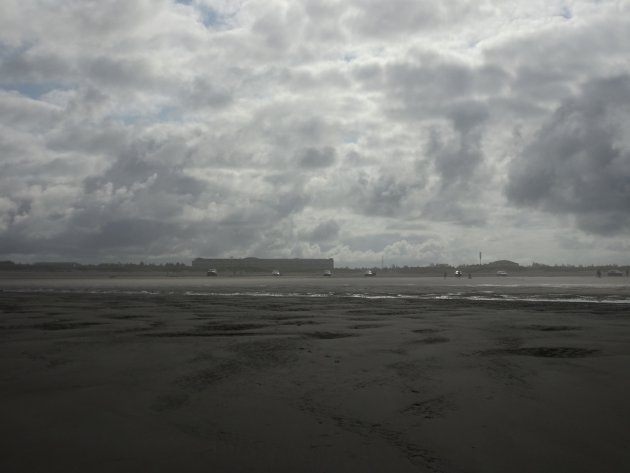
[{"xmin": 1, "ymin": 0, "xmax": 629, "ymax": 267}]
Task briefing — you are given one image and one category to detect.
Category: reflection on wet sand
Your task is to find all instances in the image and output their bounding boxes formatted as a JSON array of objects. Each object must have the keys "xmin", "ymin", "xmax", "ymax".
[{"xmin": 1, "ymin": 277, "xmax": 629, "ymax": 472}]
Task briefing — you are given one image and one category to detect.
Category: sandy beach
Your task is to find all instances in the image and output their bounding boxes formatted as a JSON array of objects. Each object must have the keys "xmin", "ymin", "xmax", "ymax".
[{"xmin": 1, "ymin": 276, "xmax": 629, "ymax": 472}]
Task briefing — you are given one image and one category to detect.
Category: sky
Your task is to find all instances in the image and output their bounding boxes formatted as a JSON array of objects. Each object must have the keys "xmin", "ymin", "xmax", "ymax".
[{"xmin": 1, "ymin": 0, "xmax": 629, "ymax": 267}]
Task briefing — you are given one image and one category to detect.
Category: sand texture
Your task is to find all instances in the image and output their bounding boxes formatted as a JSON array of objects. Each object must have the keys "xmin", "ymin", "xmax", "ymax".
[{"xmin": 1, "ymin": 276, "xmax": 630, "ymax": 472}]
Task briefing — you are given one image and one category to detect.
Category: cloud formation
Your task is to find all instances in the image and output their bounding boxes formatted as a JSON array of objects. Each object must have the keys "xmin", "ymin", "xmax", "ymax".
[
  {"xmin": 1, "ymin": 0, "xmax": 629, "ymax": 266},
  {"xmin": 506, "ymin": 76, "xmax": 630, "ymax": 235}
]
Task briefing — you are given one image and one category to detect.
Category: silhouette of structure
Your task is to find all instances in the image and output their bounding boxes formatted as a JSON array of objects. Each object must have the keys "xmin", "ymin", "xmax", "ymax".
[{"xmin": 192, "ymin": 257, "xmax": 334, "ymax": 274}]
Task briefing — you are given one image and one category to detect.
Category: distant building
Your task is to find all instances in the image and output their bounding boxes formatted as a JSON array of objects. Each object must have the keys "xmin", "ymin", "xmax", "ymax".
[
  {"xmin": 486, "ymin": 260, "xmax": 520, "ymax": 269},
  {"xmin": 33, "ymin": 262, "xmax": 80, "ymax": 270},
  {"xmin": 192, "ymin": 257, "xmax": 334, "ymax": 274}
]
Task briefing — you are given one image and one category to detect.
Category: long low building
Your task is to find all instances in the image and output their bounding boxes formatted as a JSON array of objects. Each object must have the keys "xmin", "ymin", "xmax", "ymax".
[{"xmin": 192, "ymin": 257, "xmax": 334, "ymax": 274}]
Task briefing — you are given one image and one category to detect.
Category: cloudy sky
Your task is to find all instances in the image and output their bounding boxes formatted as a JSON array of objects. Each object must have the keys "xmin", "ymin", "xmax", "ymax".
[{"xmin": 1, "ymin": 0, "xmax": 629, "ymax": 267}]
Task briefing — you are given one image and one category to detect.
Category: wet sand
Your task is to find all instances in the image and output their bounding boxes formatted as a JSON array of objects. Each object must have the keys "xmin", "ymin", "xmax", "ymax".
[{"xmin": 1, "ymin": 277, "xmax": 629, "ymax": 472}]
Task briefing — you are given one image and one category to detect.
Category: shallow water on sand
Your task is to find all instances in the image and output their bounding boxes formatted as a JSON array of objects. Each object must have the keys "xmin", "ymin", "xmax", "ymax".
[
  {"xmin": 2, "ymin": 276, "xmax": 630, "ymax": 472},
  {"xmin": 2, "ymin": 275, "xmax": 629, "ymax": 304}
]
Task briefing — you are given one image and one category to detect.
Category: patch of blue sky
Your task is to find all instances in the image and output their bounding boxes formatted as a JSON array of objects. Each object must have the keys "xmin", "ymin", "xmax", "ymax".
[
  {"xmin": 199, "ymin": 5, "xmax": 229, "ymax": 28},
  {"xmin": 174, "ymin": 1, "xmax": 224, "ymax": 27},
  {"xmin": 560, "ymin": 5, "xmax": 573, "ymax": 19}
]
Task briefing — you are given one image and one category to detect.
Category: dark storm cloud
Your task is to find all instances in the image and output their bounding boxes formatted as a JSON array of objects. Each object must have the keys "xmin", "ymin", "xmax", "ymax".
[
  {"xmin": 2, "ymin": 0, "xmax": 630, "ymax": 266},
  {"xmin": 382, "ymin": 57, "xmax": 475, "ymax": 119},
  {"xmin": 351, "ymin": 62, "xmax": 383, "ymax": 89},
  {"xmin": 0, "ymin": 46, "xmax": 73, "ymax": 84},
  {"xmin": 447, "ymin": 100, "xmax": 489, "ymax": 134},
  {"xmin": 427, "ymin": 124, "xmax": 485, "ymax": 188},
  {"xmin": 348, "ymin": 0, "xmax": 441, "ymax": 38},
  {"xmin": 86, "ymin": 56, "xmax": 160, "ymax": 91},
  {"xmin": 373, "ymin": 50, "xmax": 502, "ymax": 226},
  {"xmin": 346, "ymin": 233, "xmax": 413, "ymax": 252},
  {"xmin": 0, "ymin": 229, "xmax": 78, "ymax": 257},
  {"xmin": 417, "ymin": 100, "xmax": 489, "ymax": 225},
  {"xmin": 512, "ymin": 65, "xmax": 575, "ymax": 103},
  {"xmin": 46, "ymin": 120, "xmax": 128, "ymax": 156},
  {"xmin": 261, "ymin": 187, "xmax": 310, "ymax": 217},
  {"xmin": 346, "ymin": 0, "xmax": 476, "ymax": 39},
  {"xmin": 485, "ymin": 14, "xmax": 630, "ymax": 79},
  {"xmin": 83, "ymin": 141, "xmax": 205, "ymax": 200},
  {"xmin": 297, "ymin": 146, "xmax": 336, "ymax": 168},
  {"xmin": 0, "ymin": 217, "xmax": 198, "ymax": 262},
  {"xmin": 351, "ymin": 173, "xmax": 418, "ymax": 217},
  {"xmin": 379, "ymin": 52, "xmax": 505, "ymax": 126},
  {"xmin": 247, "ymin": 2, "xmax": 309, "ymax": 57},
  {"xmin": 506, "ymin": 76, "xmax": 630, "ymax": 235},
  {"xmin": 85, "ymin": 219, "xmax": 180, "ymax": 248},
  {"xmin": 0, "ymin": 129, "xmax": 215, "ymax": 260},
  {"xmin": 302, "ymin": 219, "xmax": 339, "ymax": 242},
  {"xmin": 185, "ymin": 77, "xmax": 233, "ymax": 109},
  {"xmin": 50, "ymin": 0, "xmax": 161, "ymax": 40},
  {"xmin": 422, "ymin": 199, "xmax": 487, "ymax": 226}
]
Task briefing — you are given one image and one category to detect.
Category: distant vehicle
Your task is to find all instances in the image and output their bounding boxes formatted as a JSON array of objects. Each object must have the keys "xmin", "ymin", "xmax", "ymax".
[
  {"xmin": 271, "ymin": 270, "xmax": 281, "ymax": 276},
  {"xmin": 206, "ymin": 269, "xmax": 218, "ymax": 277},
  {"xmin": 454, "ymin": 270, "xmax": 462, "ymax": 278},
  {"xmin": 607, "ymin": 269, "xmax": 623, "ymax": 277},
  {"xmin": 323, "ymin": 270, "xmax": 332, "ymax": 277},
  {"xmin": 496, "ymin": 270, "xmax": 508, "ymax": 277},
  {"xmin": 364, "ymin": 270, "xmax": 376, "ymax": 277}
]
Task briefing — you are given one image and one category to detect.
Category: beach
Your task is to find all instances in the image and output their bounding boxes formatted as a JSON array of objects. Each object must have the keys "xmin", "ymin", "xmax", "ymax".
[{"xmin": 1, "ymin": 276, "xmax": 629, "ymax": 472}]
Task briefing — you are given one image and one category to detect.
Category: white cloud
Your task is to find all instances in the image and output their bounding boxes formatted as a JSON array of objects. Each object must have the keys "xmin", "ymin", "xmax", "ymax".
[{"xmin": 1, "ymin": 0, "xmax": 629, "ymax": 265}]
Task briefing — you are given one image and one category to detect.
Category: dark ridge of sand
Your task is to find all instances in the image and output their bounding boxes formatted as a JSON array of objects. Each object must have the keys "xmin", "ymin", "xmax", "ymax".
[{"xmin": 1, "ymin": 282, "xmax": 630, "ymax": 473}]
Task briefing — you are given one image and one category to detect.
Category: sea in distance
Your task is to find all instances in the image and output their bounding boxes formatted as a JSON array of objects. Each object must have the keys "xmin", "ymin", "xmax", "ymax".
[{"xmin": 2, "ymin": 274, "xmax": 630, "ymax": 304}]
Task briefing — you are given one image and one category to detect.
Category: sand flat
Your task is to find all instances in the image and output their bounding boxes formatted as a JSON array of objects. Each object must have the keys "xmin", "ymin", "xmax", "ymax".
[{"xmin": 1, "ymin": 276, "xmax": 629, "ymax": 472}]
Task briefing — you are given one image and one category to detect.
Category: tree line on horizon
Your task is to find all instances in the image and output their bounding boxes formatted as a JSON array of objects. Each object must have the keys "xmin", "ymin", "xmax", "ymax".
[{"xmin": 1, "ymin": 259, "xmax": 628, "ymax": 273}]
